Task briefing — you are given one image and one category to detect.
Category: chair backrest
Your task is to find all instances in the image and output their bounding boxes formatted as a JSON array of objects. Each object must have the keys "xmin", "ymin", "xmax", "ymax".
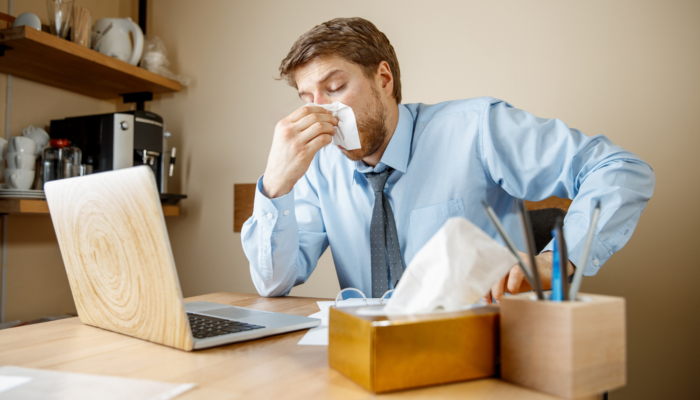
[
  {"xmin": 528, "ymin": 208, "xmax": 568, "ymax": 253},
  {"xmin": 233, "ymin": 182, "xmax": 572, "ymax": 235}
]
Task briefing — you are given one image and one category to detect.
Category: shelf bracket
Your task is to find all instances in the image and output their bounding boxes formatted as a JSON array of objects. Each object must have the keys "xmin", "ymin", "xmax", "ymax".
[
  {"xmin": 0, "ymin": 44, "xmax": 12, "ymax": 57},
  {"xmin": 122, "ymin": 91, "xmax": 153, "ymax": 111}
]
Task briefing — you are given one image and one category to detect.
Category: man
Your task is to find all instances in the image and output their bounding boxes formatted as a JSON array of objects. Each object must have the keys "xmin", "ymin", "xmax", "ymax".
[{"xmin": 241, "ymin": 18, "xmax": 655, "ymax": 302}]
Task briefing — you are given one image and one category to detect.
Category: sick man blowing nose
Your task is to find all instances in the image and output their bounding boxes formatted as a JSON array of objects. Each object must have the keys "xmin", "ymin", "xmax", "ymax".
[{"xmin": 242, "ymin": 17, "xmax": 655, "ymax": 302}]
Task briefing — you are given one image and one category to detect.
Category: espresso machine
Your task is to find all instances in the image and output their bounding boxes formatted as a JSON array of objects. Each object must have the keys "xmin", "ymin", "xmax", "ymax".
[{"xmin": 49, "ymin": 110, "xmax": 179, "ymax": 197}]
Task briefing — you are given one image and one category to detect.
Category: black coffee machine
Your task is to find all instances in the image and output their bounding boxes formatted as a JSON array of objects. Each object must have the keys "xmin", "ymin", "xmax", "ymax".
[{"xmin": 50, "ymin": 111, "xmax": 171, "ymax": 193}]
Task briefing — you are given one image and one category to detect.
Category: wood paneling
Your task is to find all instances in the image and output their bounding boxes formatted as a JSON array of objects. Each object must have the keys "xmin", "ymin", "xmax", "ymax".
[
  {"xmin": 0, "ymin": 26, "xmax": 181, "ymax": 99},
  {"xmin": 0, "ymin": 292, "xmax": 602, "ymax": 399},
  {"xmin": 233, "ymin": 181, "xmax": 571, "ymax": 232}
]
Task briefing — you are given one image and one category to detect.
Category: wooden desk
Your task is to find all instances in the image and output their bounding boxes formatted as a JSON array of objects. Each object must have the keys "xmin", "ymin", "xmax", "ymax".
[{"xmin": 0, "ymin": 292, "xmax": 599, "ymax": 399}]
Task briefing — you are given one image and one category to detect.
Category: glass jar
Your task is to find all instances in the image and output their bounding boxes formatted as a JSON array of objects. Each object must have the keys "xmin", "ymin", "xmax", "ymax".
[
  {"xmin": 62, "ymin": 142, "xmax": 82, "ymax": 178},
  {"xmin": 42, "ymin": 139, "xmax": 82, "ymax": 188}
]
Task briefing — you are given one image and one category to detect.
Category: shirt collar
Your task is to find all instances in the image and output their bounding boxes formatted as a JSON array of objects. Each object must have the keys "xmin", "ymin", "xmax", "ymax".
[{"xmin": 353, "ymin": 104, "xmax": 414, "ymax": 182}]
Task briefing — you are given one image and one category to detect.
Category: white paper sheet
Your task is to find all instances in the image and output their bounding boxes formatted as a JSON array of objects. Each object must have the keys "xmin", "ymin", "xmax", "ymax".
[
  {"xmin": 0, "ymin": 366, "xmax": 195, "ymax": 400},
  {"xmin": 0, "ymin": 376, "xmax": 31, "ymax": 394},
  {"xmin": 297, "ymin": 299, "xmax": 382, "ymax": 346}
]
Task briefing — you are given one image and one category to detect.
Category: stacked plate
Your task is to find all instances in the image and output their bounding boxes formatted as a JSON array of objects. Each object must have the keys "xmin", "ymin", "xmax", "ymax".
[{"xmin": 0, "ymin": 189, "xmax": 46, "ymax": 200}]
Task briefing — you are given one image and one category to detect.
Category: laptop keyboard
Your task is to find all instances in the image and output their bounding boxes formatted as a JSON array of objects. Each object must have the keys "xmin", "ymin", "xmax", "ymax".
[{"xmin": 187, "ymin": 313, "xmax": 266, "ymax": 340}]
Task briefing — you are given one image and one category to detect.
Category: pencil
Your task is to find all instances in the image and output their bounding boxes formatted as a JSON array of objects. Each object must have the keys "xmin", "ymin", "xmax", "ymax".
[
  {"xmin": 569, "ymin": 200, "xmax": 601, "ymax": 300},
  {"xmin": 481, "ymin": 200, "xmax": 535, "ymax": 290},
  {"xmin": 516, "ymin": 199, "xmax": 545, "ymax": 300}
]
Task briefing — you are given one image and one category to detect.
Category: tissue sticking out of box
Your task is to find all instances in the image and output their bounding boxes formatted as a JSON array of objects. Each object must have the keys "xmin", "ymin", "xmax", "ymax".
[
  {"xmin": 384, "ymin": 217, "xmax": 517, "ymax": 315},
  {"xmin": 306, "ymin": 102, "xmax": 361, "ymax": 150}
]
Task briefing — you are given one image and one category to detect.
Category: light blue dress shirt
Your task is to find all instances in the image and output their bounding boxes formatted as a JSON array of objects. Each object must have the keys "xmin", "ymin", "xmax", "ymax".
[{"xmin": 241, "ymin": 97, "xmax": 655, "ymax": 297}]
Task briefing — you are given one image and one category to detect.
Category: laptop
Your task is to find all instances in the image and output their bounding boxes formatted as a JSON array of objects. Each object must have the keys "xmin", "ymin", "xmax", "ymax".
[{"xmin": 44, "ymin": 166, "xmax": 320, "ymax": 351}]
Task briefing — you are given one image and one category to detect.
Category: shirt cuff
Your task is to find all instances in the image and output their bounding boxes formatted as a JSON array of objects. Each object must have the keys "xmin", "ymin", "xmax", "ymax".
[
  {"xmin": 541, "ymin": 218, "xmax": 611, "ymax": 276},
  {"xmin": 255, "ymin": 176, "xmax": 296, "ymax": 232}
]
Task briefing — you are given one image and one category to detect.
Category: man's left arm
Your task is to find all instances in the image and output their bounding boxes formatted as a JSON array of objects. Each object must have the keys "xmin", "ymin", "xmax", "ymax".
[{"xmin": 479, "ymin": 99, "xmax": 656, "ymax": 300}]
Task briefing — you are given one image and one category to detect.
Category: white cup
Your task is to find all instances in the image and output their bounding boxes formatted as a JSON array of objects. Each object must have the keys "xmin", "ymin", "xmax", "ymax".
[
  {"xmin": 6, "ymin": 152, "xmax": 36, "ymax": 170},
  {"xmin": 0, "ymin": 137, "xmax": 6, "ymax": 158},
  {"xmin": 13, "ymin": 12, "xmax": 42, "ymax": 30},
  {"xmin": 5, "ymin": 168, "xmax": 35, "ymax": 190},
  {"xmin": 22, "ymin": 126, "xmax": 50, "ymax": 156},
  {"xmin": 8, "ymin": 136, "xmax": 37, "ymax": 154}
]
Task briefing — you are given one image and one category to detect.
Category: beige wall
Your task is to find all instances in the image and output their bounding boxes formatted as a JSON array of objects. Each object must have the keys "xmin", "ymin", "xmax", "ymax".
[
  {"xmin": 0, "ymin": 0, "xmax": 138, "ymax": 324},
  {"xmin": 148, "ymin": 1, "xmax": 699, "ymax": 398},
  {"xmin": 1, "ymin": 0, "xmax": 697, "ymax": 398}
]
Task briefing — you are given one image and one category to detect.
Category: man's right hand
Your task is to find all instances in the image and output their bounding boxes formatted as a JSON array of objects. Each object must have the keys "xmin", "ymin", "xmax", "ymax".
[{"xmin": 262, "ymin": 105, "xmax": 338, "ymax": 198}]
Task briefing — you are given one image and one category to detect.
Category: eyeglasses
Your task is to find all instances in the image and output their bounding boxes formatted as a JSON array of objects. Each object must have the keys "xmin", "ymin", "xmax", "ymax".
[{"xmin": 334, "ymin": 288, "xmax": 394, "ymax": 307}]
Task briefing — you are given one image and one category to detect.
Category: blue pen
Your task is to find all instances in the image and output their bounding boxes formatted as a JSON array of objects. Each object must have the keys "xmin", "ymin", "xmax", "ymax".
[{"xmin": 551, "ymin": 231, "xmax": 562, "ymax": 301}]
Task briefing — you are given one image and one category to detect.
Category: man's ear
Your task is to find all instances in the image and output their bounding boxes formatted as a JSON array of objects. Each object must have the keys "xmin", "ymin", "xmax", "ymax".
[{"xmin": 375, "ymin": 61, "xmax": 394, "ymax": 98}]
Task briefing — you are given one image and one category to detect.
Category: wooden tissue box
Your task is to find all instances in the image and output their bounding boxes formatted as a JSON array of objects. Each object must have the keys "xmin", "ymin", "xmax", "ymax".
[
  {"xmin": 500, "ymin": 293, "xmax": 626, "ymax": 399},
  {"xmin": 328, "ymin": 305, "xmax": 499, "ymax": 393}
]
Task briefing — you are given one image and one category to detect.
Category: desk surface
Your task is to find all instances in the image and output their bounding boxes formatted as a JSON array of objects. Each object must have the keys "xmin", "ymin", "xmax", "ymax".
[{"xmin": 0, "ymin": 292, "xmax": 598, "ymax": 399}]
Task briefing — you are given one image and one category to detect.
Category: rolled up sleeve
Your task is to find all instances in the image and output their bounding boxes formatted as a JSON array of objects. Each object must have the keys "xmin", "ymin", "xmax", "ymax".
[{"xmin": 480, "ymin": 99, "xmax": 655, "ymax": 274}]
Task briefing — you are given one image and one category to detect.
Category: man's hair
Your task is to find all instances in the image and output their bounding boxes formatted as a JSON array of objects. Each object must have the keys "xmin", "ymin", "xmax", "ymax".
[{"xmin": 279, "ymin": 17, "xmax": 402, "ymax": 103}]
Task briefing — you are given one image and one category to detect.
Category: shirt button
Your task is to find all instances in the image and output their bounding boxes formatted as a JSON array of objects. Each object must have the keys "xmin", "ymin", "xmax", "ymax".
[
  {"xmin": 283, "ymin": 210, "xmax": 290, "ymax": 216},
  {"xmin": 593, "ymin": 258, "xmax": 600, "ymax": 266},
  {"xmin": 266, "ymin": 213, "xmax": 273, "ymax": 220}
]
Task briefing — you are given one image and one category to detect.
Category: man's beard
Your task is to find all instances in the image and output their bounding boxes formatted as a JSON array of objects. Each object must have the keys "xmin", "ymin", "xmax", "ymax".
[{"xmin": 341, "ymin": 88, "xmax": 388, "ymax": 161}]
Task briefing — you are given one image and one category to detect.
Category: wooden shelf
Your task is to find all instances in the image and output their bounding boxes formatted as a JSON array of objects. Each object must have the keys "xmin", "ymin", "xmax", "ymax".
[
  {"xmin": 0, "ymin": 199, "xmax": 180, "ymax": 217},
  {"xmin": 0, "ymin": 26, "xmax": 181, "ymax": 99}
]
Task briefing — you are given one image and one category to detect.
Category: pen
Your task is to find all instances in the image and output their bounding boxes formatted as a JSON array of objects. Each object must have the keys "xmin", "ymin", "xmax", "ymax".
[
  {"xmin": 516, "ymin": 199, "xmax": 545, "ymax": 300},
  {"xmin": 553, "ymin": 217, "xmax": 569, "ymax": 301},
  {"xmin": 481, "ymin": 200, "xmax": 535, "ymax": 290},
  {"xmin": 550, "ymin": 232, "xmax": 562, "ymax": 301},
  {"xmin": 569, "ymin": 200, "xmax": 601, "ymax": 300}
]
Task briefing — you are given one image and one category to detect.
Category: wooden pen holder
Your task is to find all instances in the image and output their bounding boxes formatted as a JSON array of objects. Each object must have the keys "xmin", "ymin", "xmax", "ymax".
[{"xmin": 500, "ymin": 293, "xmax": 626, "ymax": 399}]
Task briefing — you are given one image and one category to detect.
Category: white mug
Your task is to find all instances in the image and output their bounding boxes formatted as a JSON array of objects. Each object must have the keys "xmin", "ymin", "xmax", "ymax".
[
  {"xmin": 8, "ymin": 136, "xmax": 37, "ymax": 154},
  {"xmin": 0, "ymin": 137, "xmax": 6, "ymax": 158},
  {"xmin": 13, "ymin": 12, "xmax": 42, "ymax": 30},
  {"xmin": 6, "ymin": 152, "xmax": 36, "ymax": 170},
  {"xmin": 22, "ymin": 126, "xmax": 50, "ymax": 156},
  {"xmin": 5, "ymin": 168, "xmax": 35, "ymax": 190}
]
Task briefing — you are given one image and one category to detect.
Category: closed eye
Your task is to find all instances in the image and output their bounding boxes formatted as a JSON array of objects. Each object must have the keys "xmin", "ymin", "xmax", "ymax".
[{"xmin": 329, "ymin": 84, "xmax": 346, "ymax": 93}]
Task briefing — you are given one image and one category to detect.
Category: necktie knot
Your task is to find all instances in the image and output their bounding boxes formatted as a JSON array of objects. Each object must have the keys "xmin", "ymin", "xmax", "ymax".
[{"xmin": 365, "ymin": 168, "xmax": 391, "ymax": 193}]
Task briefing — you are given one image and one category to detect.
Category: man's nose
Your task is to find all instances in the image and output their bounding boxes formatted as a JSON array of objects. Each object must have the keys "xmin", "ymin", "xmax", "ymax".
[{"xmin": 314, "ymin": 93, "xmax": 330, "ymax": 105}]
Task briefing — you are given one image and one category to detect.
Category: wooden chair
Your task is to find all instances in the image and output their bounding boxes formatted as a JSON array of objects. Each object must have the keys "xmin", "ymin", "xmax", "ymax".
[{"xmin": 233, "ymin": 184, "xmax": 572, "ymax": 247}]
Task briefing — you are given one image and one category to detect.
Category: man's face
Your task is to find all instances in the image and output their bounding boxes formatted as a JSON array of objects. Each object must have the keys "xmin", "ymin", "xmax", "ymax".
[{"xmin": 295, "ymin": 56, "xmax": 388, "ymax": 161}]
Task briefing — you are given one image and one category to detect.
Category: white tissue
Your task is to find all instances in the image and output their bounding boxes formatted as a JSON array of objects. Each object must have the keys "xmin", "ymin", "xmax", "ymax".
[
  {"xmin": 384, "ymin": 217, "xmax": 517, "ymax": 315},
  {"xmin": 307, "ymin": 102, "xmax": 361, "ymax": 150}
]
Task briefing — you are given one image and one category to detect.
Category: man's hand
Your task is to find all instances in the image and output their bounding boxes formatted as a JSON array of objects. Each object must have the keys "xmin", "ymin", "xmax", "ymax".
[
  {"xmin": 483, "ymin": 251, "xmax": 576, "ymax": 304},
  {"xmin": 262, "ymin": 105, "xmax": 339, "ymax": 198}
]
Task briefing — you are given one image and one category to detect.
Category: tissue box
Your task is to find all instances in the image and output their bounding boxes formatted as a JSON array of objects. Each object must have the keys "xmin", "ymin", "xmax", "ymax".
[
  {"xmin": 328, "ymin": 305, "xmax": 499, "ymax": 393},
  {"xmin": 500, "ymin": 293, "xmax": 626, "ymax": 399}
]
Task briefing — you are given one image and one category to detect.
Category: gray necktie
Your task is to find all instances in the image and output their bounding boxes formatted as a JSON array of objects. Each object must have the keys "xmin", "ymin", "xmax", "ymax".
[{"xmin": 365, "ymin": 168, "xmax": 404, "ymax": 298}]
